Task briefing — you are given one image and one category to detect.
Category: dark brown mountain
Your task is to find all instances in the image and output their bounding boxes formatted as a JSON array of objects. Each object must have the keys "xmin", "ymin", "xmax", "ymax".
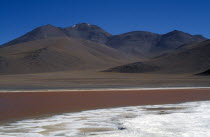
[
  {"xmin": 0, "ymin": 37, "xmax": 135, "ymax": 74},
  {"xmin": 105, "ymin": 40, "xmax": 210, "ymax": 74},
  {"xmin": 63, "ymin": 23, "xmax": 112, "ymax": 44},
  {"xmin": 106, "ymin": 30, "xmax": 206, "ymax": 58}
]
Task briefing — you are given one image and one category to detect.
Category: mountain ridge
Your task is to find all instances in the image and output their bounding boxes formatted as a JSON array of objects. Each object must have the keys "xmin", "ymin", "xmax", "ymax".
[
  {"xmin": 2, "ymin": 23, "xmax": 207, "ymax": 54},
  {"xmin": 106, "ymin": 30, "xmax": 206, "ymax": 57}
]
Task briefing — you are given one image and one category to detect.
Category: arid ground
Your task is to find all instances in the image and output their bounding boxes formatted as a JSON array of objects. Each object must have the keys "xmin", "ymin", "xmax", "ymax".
[{"xmin": 0, "ymin": 70, "xmax": 210, "ymax": 90}]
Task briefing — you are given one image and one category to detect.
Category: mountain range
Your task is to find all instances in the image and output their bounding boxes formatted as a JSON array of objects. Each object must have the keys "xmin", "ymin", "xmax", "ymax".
[
  {"xmin": 2, "ymin": 23, "xmax": 206, "ymax": 57},
  {"xmin": 0, "ymin": 23, "xmax": 209, "ymax": 75}
]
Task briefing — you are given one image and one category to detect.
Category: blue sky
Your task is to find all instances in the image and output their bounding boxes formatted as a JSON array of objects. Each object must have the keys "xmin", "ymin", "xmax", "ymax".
[{"xmin": 1, "ymin": 0, "xmax": 210, "ymax": 45}]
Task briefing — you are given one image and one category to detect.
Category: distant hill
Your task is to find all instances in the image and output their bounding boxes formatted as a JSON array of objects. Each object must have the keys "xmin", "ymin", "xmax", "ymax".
[
  {"xmin": 105, "ymin": 40, "xmax": 210, "ymax": 74},
  {"xmin": 106, "ymin": 30, "xmax": 206, "ymax": 58},
  {"xmin": 0, "ymin": 37, "xmax": 135, "ymax": 74}
]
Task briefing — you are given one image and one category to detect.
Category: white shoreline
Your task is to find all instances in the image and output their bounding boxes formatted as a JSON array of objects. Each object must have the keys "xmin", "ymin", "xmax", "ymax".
[{"xmin": 0, "ymin": 87, "xmax": 210, "ymax": 93}]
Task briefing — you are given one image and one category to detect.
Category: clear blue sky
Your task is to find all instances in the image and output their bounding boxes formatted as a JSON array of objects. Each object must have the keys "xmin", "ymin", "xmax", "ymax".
[{"xmin": 1, "ymin": 0, "xmax": 210, "ymax": 45}]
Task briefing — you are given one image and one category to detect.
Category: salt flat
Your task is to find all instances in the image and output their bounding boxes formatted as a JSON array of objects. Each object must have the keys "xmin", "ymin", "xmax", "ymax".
[{"xmin": 1, "ymin": 101, "xmax": 210, "ymax": 137}]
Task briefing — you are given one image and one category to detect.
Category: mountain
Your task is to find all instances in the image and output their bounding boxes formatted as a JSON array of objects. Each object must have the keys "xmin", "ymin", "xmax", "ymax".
[
  {"xmin": 2, "ymin": 25, "xmax": 67, "ymax": 47},
  {"xmin": 154, "ymin": 30, "xmax": 206, "ymax": 51},
  {"xmin": 2, "ymin": 23, "xmax": 206, "ymax": 58},
  {"xmin": 0, "ymin": 37, "xmax": 135, "ymax": 74},
  {"xmin": 106, "ymin": 31, "xmax": 160, "ymax": 57},
  {"xmin": 64, "ymin": 23, "xmax": 112, "ymax": 44},
  {"xmin": 1, "ymin": 23, "xmax": 111, "ymax": 47},
  {"xmin": 106, "ymin": 30, "xmax": 206, "ymax": 58},
  {"xmin": 105, "ymin": 40, "xmax": 210, "ymax": 74},
  {"xmin": 1, "ymin": 23, "xmax": 208, "ymax": 75}
]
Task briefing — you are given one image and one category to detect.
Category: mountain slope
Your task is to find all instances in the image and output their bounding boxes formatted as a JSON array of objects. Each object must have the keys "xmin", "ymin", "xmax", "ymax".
[
  {"xmin": 105, "ymin": 40, "xmax": 210, "ymax": 74},
  {"xmin": 0, "ymin": 37, "xmax": 135, "ymax": 74}
]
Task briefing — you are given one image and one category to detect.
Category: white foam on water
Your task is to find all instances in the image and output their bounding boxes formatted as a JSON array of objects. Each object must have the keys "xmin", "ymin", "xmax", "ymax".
[{"xmin": 1, "ymin": 101, "xmax": 210, "ymax": 137}]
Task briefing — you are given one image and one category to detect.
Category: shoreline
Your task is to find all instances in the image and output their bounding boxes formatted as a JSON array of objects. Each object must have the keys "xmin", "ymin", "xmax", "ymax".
[
  {"xmin": 1, "ymin": 88, "xmax": 210, "ymax": 122},
  {"xmin": 1, "ymin": 86, "xmax": 210, "ymax": 92}
]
